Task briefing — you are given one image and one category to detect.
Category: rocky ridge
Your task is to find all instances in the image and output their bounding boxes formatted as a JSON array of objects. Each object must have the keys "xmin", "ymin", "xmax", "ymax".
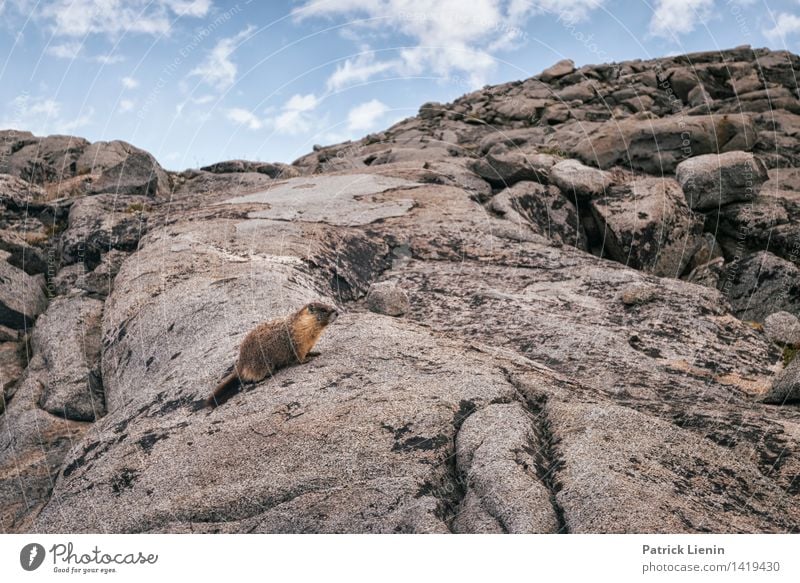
[{"xmin": 1, "ymin": 45, "xmax": 799, "ymax": 533}]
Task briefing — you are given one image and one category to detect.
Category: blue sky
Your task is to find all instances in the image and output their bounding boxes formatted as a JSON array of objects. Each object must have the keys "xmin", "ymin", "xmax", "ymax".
[{"xmin": 1, "ymin": 0, "xmax": 798, "ymax": 170}]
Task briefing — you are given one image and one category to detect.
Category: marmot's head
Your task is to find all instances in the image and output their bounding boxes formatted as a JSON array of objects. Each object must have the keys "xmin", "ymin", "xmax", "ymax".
[{"xmin": 302, "ymin": 302, "xmax": 338, "ymax": 326}]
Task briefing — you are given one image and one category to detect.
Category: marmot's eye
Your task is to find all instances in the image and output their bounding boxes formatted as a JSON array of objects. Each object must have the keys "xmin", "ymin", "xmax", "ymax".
[{"xmin": 308, "ymin": 305, "xmax": 316, "ymax": 313}]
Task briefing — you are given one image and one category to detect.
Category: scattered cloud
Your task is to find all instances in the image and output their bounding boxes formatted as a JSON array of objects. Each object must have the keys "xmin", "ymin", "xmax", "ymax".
[
  {"xmin": 189, "ymin": 25, "xmax": 256, "ymax": 92},
  {"xmin": 284, "ymin": 93, "xmax": 319, "ymax": 112},
  {"xmin": 118, "ymin": 99, "xmax": 135, "ymax": 112},
  {"xmin": 648, "ymin": 0, "xmax": 715, "ymax": 38},
  {"xmin": 764, "ymin": 12, "xmax": 800, "ymax": 42},
  {"xmin": 93, "ymin": 53, "xmax": 126, "ymax": 64},
  {"xmin": 347, "ymin": 99, "xmax": 388, "ymax": 131},
  {"xmin": 296, "ymin": 0, "xmax": 606, "ymax": 89},
  {"xmin": 36, "ymin": 0, "xmax": 210, "ymax": 37},
  {"xmin": 44, "ymin": 40, "xmax": 125, "ymax": 63},
  {"xmin": 121, "ymin": 76, "xmax": 139, "ymax": 89},
  {"xmin": 226, "ymin": 107, "xmax": 263, "ymax": 130},
  {"xmin": 46, "ymin": 41, "xmax": 82, "ymax": 59},
  {"xmin": 1, "ymin": 94, "xmax": 93, "ymax": 134},
  {"xmin": 271, "ymin": 93, "xmax": 320, "ymax": 134},
  {"xmin": 326, "ymin": 52, "xmax": 397, "ymax": 91},
  {"xmin": 165, "ymin": 0, "xmax": 212, "ymax": 17},
  {"xmin": 192, "ymin": 94, "xmax": 215, "ymax": 105}
]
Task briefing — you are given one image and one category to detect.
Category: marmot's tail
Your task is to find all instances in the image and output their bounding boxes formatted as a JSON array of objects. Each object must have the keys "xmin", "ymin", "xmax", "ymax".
[{"xmin": 206, "ymin": 372, "xmax": 241, "ymax": 408}]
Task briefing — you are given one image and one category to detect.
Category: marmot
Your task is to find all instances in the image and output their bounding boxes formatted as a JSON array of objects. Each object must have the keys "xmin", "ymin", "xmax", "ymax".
[{"xmin": 206, "ymin": 302, "xmax": 338, "ymax": 407}]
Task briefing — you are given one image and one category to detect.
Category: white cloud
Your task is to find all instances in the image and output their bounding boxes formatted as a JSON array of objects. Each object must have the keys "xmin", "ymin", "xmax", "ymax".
[
  {"xmin": 764, "ymin": 12, "xmax": 800, "ymax": 41},
  {"xmin": 1, "ymin": 94, "xmax": 93, "ymax": 134},
  {"xmin": 347, "ymin": 99, "xmax": 388, "ymax": 131},
  {"xmin": 118, "ymin": 99, "xmax": 135, "ymax": 112},
  {"xmin": 189, "ymin": 25, "xmax": 255, "ymax": 92},
  {"xmin": 296, "ymin": 0, "xmax": 605, "ymax": 89},
  {"xmin": 93, "ymin": 53, "xmax": 126, "ymax": 64},
  {"xmin": 327, "ymin": 52, "xmax": 397, "ymax": 91},
  {"xmin": 46, "ymin": 41, "xmax": 82, "ymax": 59},
  {"xmin": 648, "ymin": 0, "xmax": 715, "ymax": 38},
  {"xmin": 25, "ymin": 97, "xmax": 61, "ymax": 118},
  {"xmin": 44, "ymin": 41, "xmax": 125, "ymax": 63},
  {"xmin": 270, "ymin": 93, "xmax": 320, "ymax": 135},
  {"xmin": 60, "ymin": 108, "xmax": 95, "ymax": 132},
  {"xmin": 164, "ymin": 0, "xmax": 212, "ymax": 17},
  {"xmin": 121, "ymin": 76, "xmax": 139, "ymax": 89},
  {"xmin": 519, "ymin": 0, "xmax": 604, "ymax": 22},
  {"xmin": 37, "ymin": 0, "xmax": 210, "ymax": 37},
  {"xmin": 226, "ymin": 107, "xmax": 263, "ymax": 130},
  {"xmin": 284, "ymin": 93, "xmax": 319, "ymax": 112}
]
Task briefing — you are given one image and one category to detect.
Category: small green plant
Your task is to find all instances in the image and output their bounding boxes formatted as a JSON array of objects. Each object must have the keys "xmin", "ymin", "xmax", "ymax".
[
  {"xmin": 538, "ymin": 145, "xmax": 568, "ymax": 158},
  {"xmin": 126, "ymin": 202, "xmax": 148, "ymax": 213},
  {"xmin": 782, "ymin": 344, "xmax": 798, "ymax": 367},
  {"xmin": 25, "ymin": 222, "xmax": 66, "ymax": 246}
]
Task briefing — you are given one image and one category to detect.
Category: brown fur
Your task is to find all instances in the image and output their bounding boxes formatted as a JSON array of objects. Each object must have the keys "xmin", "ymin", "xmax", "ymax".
[{"xmin": 206, "ymin": 302, "xmax": 337, "ymax": 407}]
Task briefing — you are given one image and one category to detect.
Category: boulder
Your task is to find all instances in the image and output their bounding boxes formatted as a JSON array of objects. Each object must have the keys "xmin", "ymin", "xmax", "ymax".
[
  {"xmin": 549, "ymin": 159, "xmax": 614, "ymax": 199},
  {"xmin": 685, "ymin": 232, "xmax": 723, "ymax": 273},
  {"xmin": 760, "ymin": 357, "xmax": 800, "ymax": 404},
  {"xmin": 0, "ymin": 357, "xmax": 89, "ymax": 531},
  {"xmin": 33, "ymin": 295, "xmax": 105, "ymax": 421},
  {"xmin": 200, "ymin": 160, "xmax": 301, "ymax": 179},
  {"xmin": 0, "ymin": 229, "xmax": 48, "ymax": 275},
  {"xmin": 60, "ymin": 194, "xmax": 151, "ymax": 266},
  {"xmin": 571, "ymin": 115, "xmax": 758, "ymax": 173},
  {"xmin": 51, "ymin": 263, "xmax": 86, "ymax": 296},
  {"xmin": 540, "ymin": 59, "xmax": 575, "ymax": 83},
  {"xmin": 763, "ymin": 311, "xmax": 800, "ymax": 346},
  {"xmin": 0, "ymin": 338, "xmax": 24, "ymax": 400},
  {"xmin": 711, "ymin": 194, "xmax": 800, "ymax": 266},
  {"xmin": 687, "ymin": 83, "xmax": 712, "ymax": 107},
  {"xmin": 489, "ymin": 181, "xmax": 587, "ymax": 249},
  {"xmin": 0, "ymin": 259, "xmax": 48, "ymax": 329},
  {"xmin": 471, "ymin": 147, "xmax": 560, "ymax": 187},
  {"xmin": 452, "ymin": 403, "xmax": 559, "ymax": 533},
  {"xmin": 0, "ymin": 174, "xmax": 49, "ymax": 206},
  {"xmin": 75, "ymin": 249, "xmax": 128, "ymax": 298},
  {"xmin": 367, "ymin": 159, "xmax": 492, "ymax": 201},
  {"xmin": 366, "ymin": 282, "xmax": 410, "ymax": 317},
  {"xmin": 0, "ymin": 135, "xmax": 166, "ymax": 200},
  {"xmin": 89, "ymin": 151, "xmax": 169, "ymax": 197},
  {"xmin": 364, "ymin": 147, "xmax": 453, "ymax": 166},
  {"xmin": 171, "ymin": 170, "xmax": 274, "ymax": 198},
  {"xmin": 676, "ymin": 151, "xmax": 768, "ymax": 210},
  {"xmin": 686, "ymin": 257, "xmax": 725, "ymax": 289},
  {"xmin": 590, "ymin": 177, "xmax": 704, "ymax": 277},
  {"xmin": 223, "ymin": 173, "xmax": 419, "ymax": 227},
  {"xmin": 663, "ymin": 67, "xmax": 701, "ymax": 102},
  {"xmin": 201, "ymin": 160, "xmax": 261, "ymax": 173},
  {"xmin": 547, "ymin": 400, "xmax": 797, "ymax": 532},
  {"xmin": 48, "ymin": 249, "xmax": 127, "ymax": 298},
  {"xmin": 0, "ymin": 132, "xmax": 89, "ymax": 184},
  {"xmin": 75, "ymin": 140, "xmax": 136, "ymax": 175},
  {"xmin": 419, "ymin": 102, "xmax": 446, "ymax": 119},
  {"xmin": 719, "ymin": 251, "xmax": 800, "ymax": 322},
  {"xmin": 494, "ymin": 97, "xmax": 551, "ymax": 122},
  {"xmin": 255, "ymin": 162, "xmax": 301, "ymax": 179}
]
